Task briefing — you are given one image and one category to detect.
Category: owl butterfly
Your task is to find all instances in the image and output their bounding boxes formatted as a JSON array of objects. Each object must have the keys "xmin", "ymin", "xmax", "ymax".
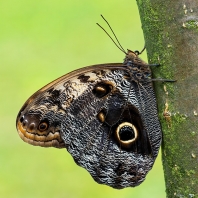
[{"xmin": 16, "ymin": 16, "xmax": 169, "ymax": 189}]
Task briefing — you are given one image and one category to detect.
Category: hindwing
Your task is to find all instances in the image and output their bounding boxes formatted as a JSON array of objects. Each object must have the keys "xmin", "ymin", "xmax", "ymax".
[{"xmin": 16, "ymin": 61, "xmax": 161, "ymax": 189}]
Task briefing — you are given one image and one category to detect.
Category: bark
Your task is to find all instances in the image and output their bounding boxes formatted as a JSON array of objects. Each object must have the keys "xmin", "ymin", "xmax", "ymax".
[{"xmin": 136, "ymin": 0, "xmax": 198, "ymax": 197}]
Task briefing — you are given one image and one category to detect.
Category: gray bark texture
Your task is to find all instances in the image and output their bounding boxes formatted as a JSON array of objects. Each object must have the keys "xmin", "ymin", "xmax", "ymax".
[{"xmin": 136, "ymin": 0, "xmax": 198, "ymax": 197}]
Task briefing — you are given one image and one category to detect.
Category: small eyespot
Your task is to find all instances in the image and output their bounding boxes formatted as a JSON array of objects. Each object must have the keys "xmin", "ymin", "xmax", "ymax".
[
  {"xmin": 22, "ymin": 119, "xmax": 28, "ymax": 127},
  {"xmin": 92, "ymin": 82, "xmax": 112, "ymax": 98},
  {"xmin": 20, "ymin": 116, "xmax": 24, "ymax": 123},
  {"xmin": 38, "ymin": 121, "xmax": 49, "ymax": 132},
  {"xmin": 115, "ymin": 122, "xmax": 138, "ymax": 148},
  {"xmin": 97, "ymin": 109, "xmax": 107, "ymax": 123},
  {"xmin": 29, "ymin": 123, "xmax": 36, "ymax": 131}
]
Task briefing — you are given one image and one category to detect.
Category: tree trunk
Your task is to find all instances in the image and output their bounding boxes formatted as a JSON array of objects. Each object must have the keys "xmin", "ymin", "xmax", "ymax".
[{"xmin": 136, "ymin": 0, "xmax": 198, "ymax": 197}]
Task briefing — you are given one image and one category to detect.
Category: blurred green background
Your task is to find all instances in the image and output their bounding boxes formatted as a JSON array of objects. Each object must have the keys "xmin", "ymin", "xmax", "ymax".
[{"xmin": 0, "ymin": 0, "xmax": 166, "ymax": 197}]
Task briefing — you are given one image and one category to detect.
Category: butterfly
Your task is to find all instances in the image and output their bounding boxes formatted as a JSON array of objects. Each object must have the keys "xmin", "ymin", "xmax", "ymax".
[{"xmin": 16, "ymin": 16, "xmax": 172, "ymax": 189}]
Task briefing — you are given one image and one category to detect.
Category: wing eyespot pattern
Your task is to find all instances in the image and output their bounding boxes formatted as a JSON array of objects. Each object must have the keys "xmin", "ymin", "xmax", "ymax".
[
  {"xmin": 92, "ymin": 82, "xmax": 113, "ymax": 98},
  {"xmin": 97, "ymin": 109, "xmax": 107, "ymax": 123},
  {"xmin": 115, "ymin": 122, "xmax": 138, "ymax": 149},
  {"xmin": 38, "ymin": 121, "xmax": 49, "ymax": 132}
]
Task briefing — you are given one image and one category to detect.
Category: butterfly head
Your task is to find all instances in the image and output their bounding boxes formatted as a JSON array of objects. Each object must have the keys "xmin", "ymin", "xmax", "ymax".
[
  {"xmin": 126, "ymin": 49, "xmax": 140, "ymax": 59},
  {"xmin": 123, "ymin": 49, "xmax": 148, "ymax": 68},
  {"xmin": 16, "ymin": 89, "xmax": 65, "ymax": 148}
]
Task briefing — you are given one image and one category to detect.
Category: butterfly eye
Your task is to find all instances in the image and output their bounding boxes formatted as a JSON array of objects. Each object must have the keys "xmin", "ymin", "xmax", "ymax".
[
  {"xmin": 115, "ymin": 122, "xmax": 138, "ymax": 149},
  {"xmin": 38, "ymin": 121, "xmax": 49, "ymax": 132},
  {"xmin": 134, "ymin": 50, "xmax": 140, "ymax": 55},
  {"xmin": 93, "ymin": 82, "xmax": 112, "ymax": 98}
]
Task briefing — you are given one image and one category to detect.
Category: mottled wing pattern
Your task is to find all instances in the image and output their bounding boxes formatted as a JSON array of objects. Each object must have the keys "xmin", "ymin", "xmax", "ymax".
[
  {"xmin": 58, "ymin": 65, "xmax": 161, "ymax": 188},
  {"xmin": 16, "ymin": 59, "xmax": 161, "ymax": 188}
]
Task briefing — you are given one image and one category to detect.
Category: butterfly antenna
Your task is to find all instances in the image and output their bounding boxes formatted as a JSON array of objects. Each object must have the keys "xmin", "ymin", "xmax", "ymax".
[
  {"xmin": 100, "ymin": 15, "xmax": 126, "ymax": 53},
  {"xmin": 139, "ymin": 45, "xmax": 146, "ymax": 55},
  {"xmin": 96, "ymin": 15, "xmax": 127, "ymax": 54},
  {"xmin": 96, "ymin": 23, "xmax": 126, "ymax": 53}
]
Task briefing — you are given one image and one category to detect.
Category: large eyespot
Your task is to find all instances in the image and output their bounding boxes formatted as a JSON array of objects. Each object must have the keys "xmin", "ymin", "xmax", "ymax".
[
  {"xmin": 115, "ymin": 122, "xmax": 138, "ymax": 149},
  {"xmin": 92, "ymin": 82, "xmax": 112, "ymax": 98},
  {"xmin": 38, "ymin": 121, "xmax": 49, "ymax": 132}
]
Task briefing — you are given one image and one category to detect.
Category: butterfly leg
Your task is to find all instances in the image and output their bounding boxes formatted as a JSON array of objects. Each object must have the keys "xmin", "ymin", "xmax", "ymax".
[
  {"xmin": 150, "ymin": 78, "xmax": 176, "ymax": 82},
  {"xmin": 148, "ymin": 63, "xmax": 160, "ymax": 67}
]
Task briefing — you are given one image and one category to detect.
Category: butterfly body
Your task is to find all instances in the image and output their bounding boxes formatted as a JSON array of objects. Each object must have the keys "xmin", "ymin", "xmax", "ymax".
[{"xmin": 16, "ymin": 50, "xmax": 161, "ymax": 189}]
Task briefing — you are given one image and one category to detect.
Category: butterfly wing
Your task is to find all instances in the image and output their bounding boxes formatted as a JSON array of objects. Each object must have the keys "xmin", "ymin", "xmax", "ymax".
[{"xmin": 16, "ymin": 63, "xmax": 161, "ymax": 189}]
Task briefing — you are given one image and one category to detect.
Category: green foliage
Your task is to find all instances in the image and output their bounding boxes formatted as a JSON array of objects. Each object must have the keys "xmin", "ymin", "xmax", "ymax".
[{"xmin": 0, "ymin": 0, "xmax": 165, "ymax": 197}]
